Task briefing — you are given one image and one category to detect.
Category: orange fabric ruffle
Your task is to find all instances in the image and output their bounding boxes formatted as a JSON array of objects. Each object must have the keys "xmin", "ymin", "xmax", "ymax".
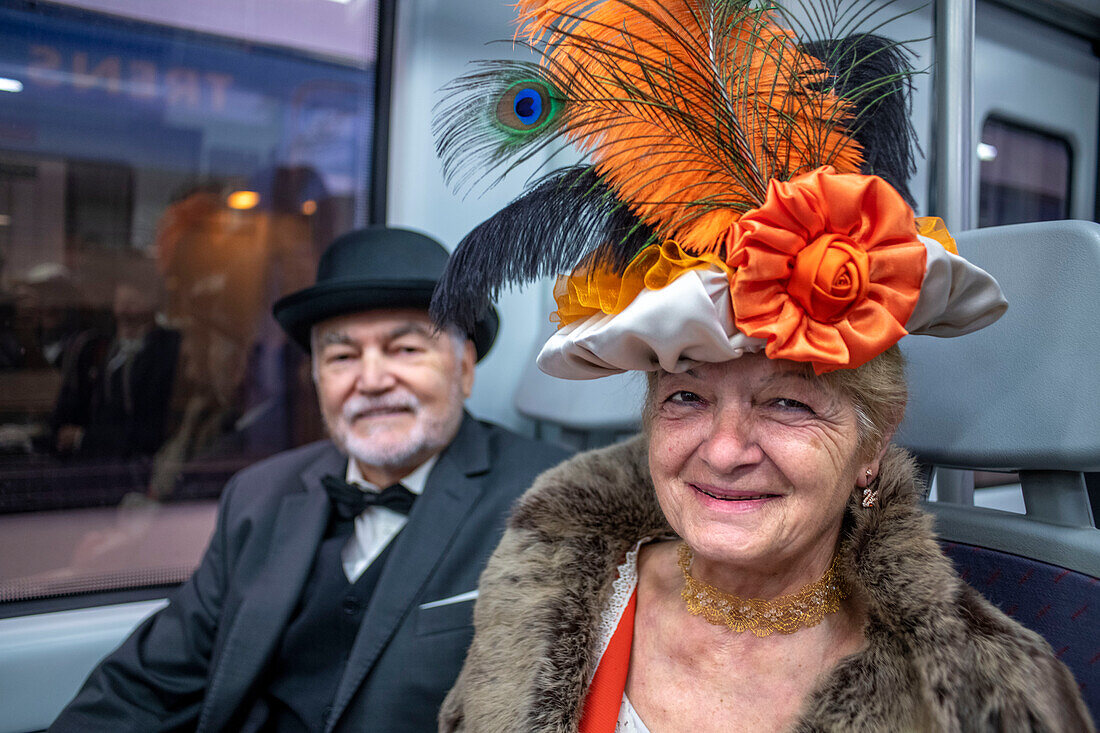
[
  {"xmin": 552, "ymin": 240, "xmax": 731, "ymax": 326},
  {"xmin": 915, "ymin": 216, "xmax": 958, "ymax": 254},
  {"xmin": 728, "ymin": 166, "xmax": 926, "ymax": 373}
]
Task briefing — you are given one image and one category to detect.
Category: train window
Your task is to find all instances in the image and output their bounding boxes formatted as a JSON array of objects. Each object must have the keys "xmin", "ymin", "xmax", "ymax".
[
  {"xmin": 978, "ymin": 116, "xmax": 1072, "ymax": 227},
  {"xmin": 0, "ymin": 0, "xmax": 381, "ymax": 606}
]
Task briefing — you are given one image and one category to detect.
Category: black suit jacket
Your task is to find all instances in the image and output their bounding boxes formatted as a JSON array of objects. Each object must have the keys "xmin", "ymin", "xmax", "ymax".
[
  {"xmin": 49, "ymin": 414, "xmax": 570, "ymax": 732},
  {"xmin": 52, "ymin": 326, "xmax": 182, "ymax": 457}
]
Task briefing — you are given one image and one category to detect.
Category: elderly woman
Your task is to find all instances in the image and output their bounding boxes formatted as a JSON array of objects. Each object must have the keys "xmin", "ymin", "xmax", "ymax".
[
  {"xmin": 429, "ymin": 0, "xmax": 1095, "ymax": 730},
  {"xmin": 442, "ymin": 348, "xmax": 1094, "ymax": 730}
]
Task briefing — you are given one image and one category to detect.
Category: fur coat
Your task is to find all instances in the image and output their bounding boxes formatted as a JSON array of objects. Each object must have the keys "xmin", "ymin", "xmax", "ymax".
[{"xmin": 440, "ymin": 437, "xmax": 1094, "ymax": 732}]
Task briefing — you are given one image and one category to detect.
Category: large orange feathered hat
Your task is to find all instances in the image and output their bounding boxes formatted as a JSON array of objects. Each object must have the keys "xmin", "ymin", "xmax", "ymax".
[{"xmin": 431, "ymin": 0, "xmax": 1006, "ymax": 377}]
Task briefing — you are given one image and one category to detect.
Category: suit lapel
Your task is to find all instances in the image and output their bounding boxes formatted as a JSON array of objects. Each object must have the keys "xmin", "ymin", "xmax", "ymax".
[
  {"xmin": 325, "ymin": 414, "xmax": 491, "ymax": 730},
  {"xmin": 200, "ymin": 445, "xmax": 343, "ymax": 732}
]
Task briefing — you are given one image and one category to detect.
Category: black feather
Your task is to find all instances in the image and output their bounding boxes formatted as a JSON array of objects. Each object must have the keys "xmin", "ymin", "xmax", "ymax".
[
  {"xmin": 803, "ymin": 34, "xmax": 919, "ymax": 208},
  {"xmin": 431, "ymin": 166, "xmax": 654, "ymax": 332}
]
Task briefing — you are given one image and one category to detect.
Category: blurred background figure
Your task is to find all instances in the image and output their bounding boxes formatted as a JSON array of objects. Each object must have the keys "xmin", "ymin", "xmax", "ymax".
[
  {"xmin": 155, "ymin": 168, "xmax": 324, "ymax": 347},
  {"xmin": 4, "ymin": 263, "xmax": 94, "ymax": 371},
  {"xmin": 146, "ymin": 167, "xmax": 329, "ymax": 498},
  {"xmin": 51, "ymin": 279, "xmax": 180, "ymax": 459},
  {"xmin": 147, "ymin": 307, "xmax": 254, "ymax": 501}
]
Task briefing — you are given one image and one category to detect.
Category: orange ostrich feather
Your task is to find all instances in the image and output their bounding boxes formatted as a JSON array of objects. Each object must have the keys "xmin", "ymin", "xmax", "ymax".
[{"xmin": 511, "ymin": 0, "xmax": 864, "ymax": 255}]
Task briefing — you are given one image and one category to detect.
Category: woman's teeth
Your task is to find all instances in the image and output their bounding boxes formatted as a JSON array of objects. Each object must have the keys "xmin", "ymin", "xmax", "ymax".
[{"xmin": 696, "ymin": 486, "xmax": 774, "ymax": 501}]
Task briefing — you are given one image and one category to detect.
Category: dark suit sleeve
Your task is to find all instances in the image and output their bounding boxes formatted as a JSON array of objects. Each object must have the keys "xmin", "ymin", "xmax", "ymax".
[
  {"xmin": 127, "ymin": 329, "xmax": 182, "ymax": 455},
  {"xmin": 50, "ymin": 331, "xmax": 102, "ymax": 432},
  {"xmin": 48, "ymin": 475, "xmax": 241, "ymax": 732}
]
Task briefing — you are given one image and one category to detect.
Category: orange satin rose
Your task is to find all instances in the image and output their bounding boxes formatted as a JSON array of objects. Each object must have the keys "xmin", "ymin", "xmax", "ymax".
[
  {"xmin": 788, "ymin": 233, "xmax": 869, "ymax": 322},
  {"xmin": 728, "ymin": 166, "xmax": 926, "ymax": 372}
]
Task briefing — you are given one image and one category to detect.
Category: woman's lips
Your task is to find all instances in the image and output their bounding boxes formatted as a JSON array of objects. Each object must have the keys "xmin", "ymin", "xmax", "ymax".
[{"xmin": 691, "ymin": 483, "xmax": 780, "ymax": 502}]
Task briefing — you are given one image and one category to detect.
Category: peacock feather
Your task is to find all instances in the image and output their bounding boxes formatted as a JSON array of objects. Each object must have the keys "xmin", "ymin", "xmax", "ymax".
[{"xmin": 434, "ymin": 61, "xmax": 571, "ymax": 195}]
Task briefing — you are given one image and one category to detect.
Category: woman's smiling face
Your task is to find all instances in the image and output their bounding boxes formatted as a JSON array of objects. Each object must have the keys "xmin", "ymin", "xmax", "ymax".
[{"xmin": 648, "ymin": 353, "xmax": 870, "ymax": 575}]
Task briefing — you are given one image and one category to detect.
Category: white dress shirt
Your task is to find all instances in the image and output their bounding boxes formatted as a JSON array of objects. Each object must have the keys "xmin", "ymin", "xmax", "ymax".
[{"xmin": 340, "ymin": 454, "xmax": 438, "ymax": 582}]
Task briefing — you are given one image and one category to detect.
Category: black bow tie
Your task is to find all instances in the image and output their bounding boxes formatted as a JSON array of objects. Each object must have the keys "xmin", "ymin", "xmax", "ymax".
[{"xmin": 321, "ymin": 475, "xmax": 417, "ymax": 520}]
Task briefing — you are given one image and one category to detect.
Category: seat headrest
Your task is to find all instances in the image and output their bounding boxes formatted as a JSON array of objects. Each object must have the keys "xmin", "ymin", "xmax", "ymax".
[
  {"xmin": 515, "ymin": 316, "xmax": 645, "ymax": 431},
  {"xmin": 896, "ymin": 220, "xmax": 1100, "ymax": 472}
]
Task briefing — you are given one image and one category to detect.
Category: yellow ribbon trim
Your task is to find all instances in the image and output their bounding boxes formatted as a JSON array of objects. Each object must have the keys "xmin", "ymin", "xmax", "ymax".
[
  {"xmin": 552, "ymin": 240, "xmax": 731, "ymax": 326},
  {"xmin": 915, "ymin": 216, "xmax": 958, "ymax": 255}
]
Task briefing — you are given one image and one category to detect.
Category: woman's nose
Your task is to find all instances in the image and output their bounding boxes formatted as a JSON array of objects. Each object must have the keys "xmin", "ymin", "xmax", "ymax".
[{"xmin": 698, "ymin": 405, "xmax": 764, "ymax": 474}]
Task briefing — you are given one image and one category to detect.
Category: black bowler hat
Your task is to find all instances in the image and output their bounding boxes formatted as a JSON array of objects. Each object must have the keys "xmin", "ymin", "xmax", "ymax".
[{"xmin": 273, "ymin": 227, "xmax": 498, "ymax": 361}]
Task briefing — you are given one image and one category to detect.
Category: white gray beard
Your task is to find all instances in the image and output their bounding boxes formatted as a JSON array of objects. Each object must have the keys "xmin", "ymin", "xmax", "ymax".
[{"xmin": 331, "ymin": 384, "xmax": 464, "ymax": 473}]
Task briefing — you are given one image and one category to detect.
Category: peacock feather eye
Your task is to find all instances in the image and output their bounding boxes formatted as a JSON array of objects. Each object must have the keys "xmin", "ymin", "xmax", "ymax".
[{"xmin": 495, "ymin": 80, "xmax": 557, "ymax": 131}]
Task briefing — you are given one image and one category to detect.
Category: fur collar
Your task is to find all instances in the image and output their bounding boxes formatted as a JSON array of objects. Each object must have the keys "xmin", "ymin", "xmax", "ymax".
[{"xmin": 442, "ymin": 437, "xmax": 1092, "ymax": 732}]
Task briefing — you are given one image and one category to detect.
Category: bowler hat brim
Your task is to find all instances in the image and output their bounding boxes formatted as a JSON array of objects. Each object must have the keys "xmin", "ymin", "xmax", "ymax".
[{"xmin": 273, "ymin": 280, "xmax": 498, "ymax": 362}]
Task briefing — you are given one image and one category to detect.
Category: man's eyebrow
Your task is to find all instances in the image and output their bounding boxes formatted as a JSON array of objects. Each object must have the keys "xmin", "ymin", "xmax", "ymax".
[
  {"xmin": 388, "ymin": 323, "xmax": 437, "ymax": 341},
  {"xmin": 317, "ymin": 330, "xmax": 353, "ymax": 348}
]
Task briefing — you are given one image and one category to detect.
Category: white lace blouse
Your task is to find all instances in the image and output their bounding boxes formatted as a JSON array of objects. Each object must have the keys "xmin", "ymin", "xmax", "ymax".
[{"xmin": 617, "ymin": 694, "xmax": 653, "ymax": 732}]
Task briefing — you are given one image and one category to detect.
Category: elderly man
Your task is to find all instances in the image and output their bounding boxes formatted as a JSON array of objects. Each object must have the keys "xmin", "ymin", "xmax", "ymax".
[{"xmin": 49, "ymin": 227, "xmax": 570, "ymax": 732}]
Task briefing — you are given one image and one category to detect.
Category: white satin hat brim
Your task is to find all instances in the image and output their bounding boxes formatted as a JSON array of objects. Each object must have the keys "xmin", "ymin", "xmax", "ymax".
[
  {"xmin": 905, "ymin": 235, "xmax": 1008, "ymax": 337},
  {"xmin": 537, "ymin": 235, "xmax": 1008, "ymax": 380},
  {"xmin": 537, "ymin": 268, "xmax": 765, "ymax": 379}
]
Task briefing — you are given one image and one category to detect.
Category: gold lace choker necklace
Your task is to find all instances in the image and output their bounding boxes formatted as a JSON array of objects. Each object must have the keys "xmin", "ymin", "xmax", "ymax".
[{"xmin": 678, "ymin": 543, "xmax": 846, "ymax": 637}]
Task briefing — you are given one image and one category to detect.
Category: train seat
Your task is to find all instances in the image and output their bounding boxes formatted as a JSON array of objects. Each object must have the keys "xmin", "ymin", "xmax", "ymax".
[
  {"xmin": 896, "ymin": 219, "xmax": 1100, "ymax": 720},
  {"xmin": 514, "ymin": 319, "xmax": 644, "ymax": 449}
]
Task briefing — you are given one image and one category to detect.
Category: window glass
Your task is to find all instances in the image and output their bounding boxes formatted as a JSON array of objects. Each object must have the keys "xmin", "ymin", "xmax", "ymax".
[
  {"xmin": 978, "ymin": 116, "xmax": 1072, "ymax": 227},
  {"xmin": 0, "ymin": 0, "xmax": 379, "ymax": 603}
]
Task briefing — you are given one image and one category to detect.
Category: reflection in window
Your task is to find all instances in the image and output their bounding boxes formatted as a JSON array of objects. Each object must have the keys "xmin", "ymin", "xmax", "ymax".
[
  {"xmin": 0, "ymin": 1, "xmax": 378, "ymax": 603},
  {"xmin": 978, "ymin": 117, "xmax": 1072, "ymax": 227}
]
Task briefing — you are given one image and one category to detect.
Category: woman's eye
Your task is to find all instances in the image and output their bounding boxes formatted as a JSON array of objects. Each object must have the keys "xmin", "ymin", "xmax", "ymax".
[
  {"xmin": 773, "ymin": 397, "xmax": 813, "ymax": 413},
  {"xmin": 667, "ymin": 390, "xmax": 704, "ymax": 405}
]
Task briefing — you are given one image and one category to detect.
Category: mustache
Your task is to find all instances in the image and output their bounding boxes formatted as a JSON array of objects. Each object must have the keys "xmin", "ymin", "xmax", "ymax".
[{"xmin": 341, "ymin": 393, "xmax": 420, "ymax": 421}]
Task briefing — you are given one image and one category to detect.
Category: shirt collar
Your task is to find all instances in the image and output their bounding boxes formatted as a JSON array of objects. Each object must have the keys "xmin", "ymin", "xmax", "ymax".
[{"xmin": 345, "ymin": 453, "xmax": 438, "ymax": 495}]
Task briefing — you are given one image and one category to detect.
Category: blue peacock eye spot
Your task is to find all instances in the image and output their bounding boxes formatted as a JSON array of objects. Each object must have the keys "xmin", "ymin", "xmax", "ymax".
[
  {"xmin": 513, "ymin": 89, "xmax": 543, "ymax": 125},
  {"xmin": 495, "ymin": 79, "xmax": 556, "ymax": 131}
]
